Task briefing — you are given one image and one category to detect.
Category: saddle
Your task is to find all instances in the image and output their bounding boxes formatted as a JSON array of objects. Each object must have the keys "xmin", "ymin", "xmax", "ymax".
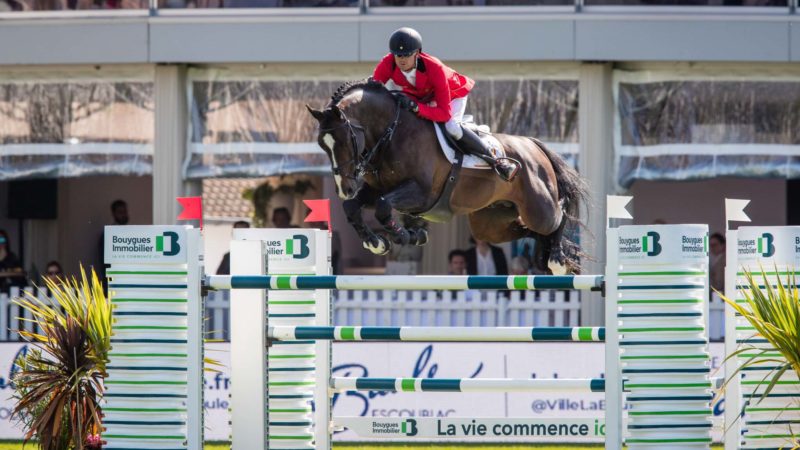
[{"xmin": 418, "ymin": 119, "xmax": 503, "ymax": 223}]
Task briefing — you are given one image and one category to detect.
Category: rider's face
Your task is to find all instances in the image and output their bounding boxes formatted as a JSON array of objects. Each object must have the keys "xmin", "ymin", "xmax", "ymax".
[{"xmin": 394, "ymin": 51, "xmax": 419, "ymax": 72}]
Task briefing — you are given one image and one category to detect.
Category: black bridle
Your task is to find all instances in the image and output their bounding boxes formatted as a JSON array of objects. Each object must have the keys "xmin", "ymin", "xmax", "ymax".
[{"xmin": 318, "ymin": 100, "xmax": 402, "ymax": 182}]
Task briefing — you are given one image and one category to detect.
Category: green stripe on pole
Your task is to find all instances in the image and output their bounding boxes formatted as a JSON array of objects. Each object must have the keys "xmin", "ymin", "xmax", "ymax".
[
  {"xmin": 341, "ymin": 327, "xmax": 356, "ymax": 340},
  {"xmin": 401, "ymin": 379, "xmax": 416, "ymax": 392},
  {"xmin": 512, "ymin": 276, "xmax": 528, "ymax": 290},
  {"xmin": 578, "ymin": 328, "xmax": 593, "ymax": 341},
  {"xmin": 277, "ymin": 276, "xmax": 292, "ymax": 289}
]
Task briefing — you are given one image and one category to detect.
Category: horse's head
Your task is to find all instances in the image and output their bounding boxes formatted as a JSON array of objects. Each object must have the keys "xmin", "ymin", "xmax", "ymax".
[
  {"xmin": 306, "ymin": 104, "xmax": 365, "ymax": 200},
  {"xmin": 307, "ymin": 79, "xmax": 396, "ymax": 200}
]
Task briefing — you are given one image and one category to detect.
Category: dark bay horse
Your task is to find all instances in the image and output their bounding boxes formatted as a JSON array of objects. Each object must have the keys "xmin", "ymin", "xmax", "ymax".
[{"xmin": 307, "ymin": 79, "xmax": 587, "ymax": 274}]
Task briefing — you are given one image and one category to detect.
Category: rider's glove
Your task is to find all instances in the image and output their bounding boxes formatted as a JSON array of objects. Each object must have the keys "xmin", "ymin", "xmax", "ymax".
[{"xmin": 397, "ymin": 95, "xmax": 419, "ymax": 114}]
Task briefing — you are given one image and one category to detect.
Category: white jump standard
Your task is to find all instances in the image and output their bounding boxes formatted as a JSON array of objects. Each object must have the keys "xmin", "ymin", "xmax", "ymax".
[{"xmin": 102, "ymin": 223, "xmax": 713, "ymax": 450}]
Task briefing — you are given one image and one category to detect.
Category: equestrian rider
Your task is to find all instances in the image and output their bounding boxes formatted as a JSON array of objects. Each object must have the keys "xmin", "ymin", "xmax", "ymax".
[{"xmin": 372, "ymin": 27, "xmax": 520, "ymax": 182}]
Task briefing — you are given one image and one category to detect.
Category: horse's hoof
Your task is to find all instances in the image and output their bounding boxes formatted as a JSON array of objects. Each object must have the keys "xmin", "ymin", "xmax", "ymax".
[
  {"xmin": 363, "ymin": 235, "xmax": 391, "ymax": 255},
  {"xmin": 392, "ymin": 229, "xmax": 411, "ymax": 245},
  {"xmin": 412, "ymin": 229, "xmax": 428, "ymax": 246},
  {"xmin": 548, "ymin": 256, "xmax": 568, "ymax": 276}
]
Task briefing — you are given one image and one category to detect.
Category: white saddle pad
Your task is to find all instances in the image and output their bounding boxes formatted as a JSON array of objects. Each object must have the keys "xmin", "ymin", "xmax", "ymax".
[{"xmin": 434, "ymin": 123, "xmax": 505, "ymax": 170}]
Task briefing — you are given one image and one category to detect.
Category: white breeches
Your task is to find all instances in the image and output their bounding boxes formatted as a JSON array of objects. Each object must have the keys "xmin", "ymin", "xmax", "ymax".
[{"xmin": 444, "ymin": 96, "xmax": 468, "ymax": 140}]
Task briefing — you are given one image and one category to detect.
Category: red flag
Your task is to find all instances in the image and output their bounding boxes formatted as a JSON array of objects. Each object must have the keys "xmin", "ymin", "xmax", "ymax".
[
  {"xmin": 177, "ymin": 197, "xmax": 203, "ymax": 229},
  {"xmin": 303, "ymin": 199, "xmax": 331, "ymax": 232}
]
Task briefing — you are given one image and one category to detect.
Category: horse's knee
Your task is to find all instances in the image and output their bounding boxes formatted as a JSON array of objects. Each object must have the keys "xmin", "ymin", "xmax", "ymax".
[
  {"xmin": 342, "ymin": 199, "xmax": 361, "ymax": 220},
  {"xmin": 375, "ymin": 197, "xmax": 392, "ymax": 223}
]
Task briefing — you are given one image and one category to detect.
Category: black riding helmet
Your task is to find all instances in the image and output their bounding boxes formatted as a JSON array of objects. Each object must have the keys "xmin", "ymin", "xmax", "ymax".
[{"xmin": 389, "ymin": 27, "xmax": 422, "ymax": 57}]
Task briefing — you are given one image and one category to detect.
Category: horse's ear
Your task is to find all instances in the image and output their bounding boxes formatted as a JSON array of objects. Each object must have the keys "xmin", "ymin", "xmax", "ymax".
[
  {"xmin": 306, "ymin": 104, "xmax": 325, "ymax": 122},
  {"xmin": 328, "ymin": 105, "xmax": 344, "ymax": 120}
]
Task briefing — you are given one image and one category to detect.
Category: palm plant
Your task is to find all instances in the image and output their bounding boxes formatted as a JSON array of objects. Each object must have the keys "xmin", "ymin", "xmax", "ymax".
[
  {"xmin": 719, "ymin": 268, "xmax": 800, "ymax": 448},
  {"xmin": 12, "ymin": 267, "xmax": 111, "ymax": 450}
]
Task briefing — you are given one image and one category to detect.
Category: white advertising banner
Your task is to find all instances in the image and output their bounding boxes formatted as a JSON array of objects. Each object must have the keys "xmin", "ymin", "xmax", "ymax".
[{"xmin": 0, "ymin": 342, "xmax": 728, "ymax": 442}]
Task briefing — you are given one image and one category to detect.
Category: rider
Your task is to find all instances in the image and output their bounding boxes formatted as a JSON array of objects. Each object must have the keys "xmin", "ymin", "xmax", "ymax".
[{"xmin": 372, "ymin": 27, "xmax": 519, "ymax": 182}]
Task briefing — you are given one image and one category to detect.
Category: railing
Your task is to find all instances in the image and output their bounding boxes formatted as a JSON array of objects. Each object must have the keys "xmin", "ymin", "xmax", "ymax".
[
  {"xmin": 0, "ymin": 286, "xmax": 728, "ymax": 342},
  {"xmin": 0, "ymin": 0, "xmax": 794, "ymax": 15}
]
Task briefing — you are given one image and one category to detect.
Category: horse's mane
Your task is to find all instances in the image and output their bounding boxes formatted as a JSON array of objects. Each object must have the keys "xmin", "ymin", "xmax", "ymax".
[{"xmin": 329, "ymin": 78, "xmax": 388, "ymax": 107}]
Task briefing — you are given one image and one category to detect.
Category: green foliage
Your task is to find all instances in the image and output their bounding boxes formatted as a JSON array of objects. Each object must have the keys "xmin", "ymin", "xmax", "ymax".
[
  {"xmin": 719, "ymin": 268, "xmax": 800, "ymax": 448},
  {"xmin": 11, "ymin": 267, "xmax": 110, "ymax": 450}
]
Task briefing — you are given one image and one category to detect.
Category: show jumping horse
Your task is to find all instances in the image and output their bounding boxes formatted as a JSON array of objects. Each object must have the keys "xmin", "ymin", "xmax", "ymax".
[{"xmin": 307, "ymin": 79, "xmax": 587, "ymax": 274}]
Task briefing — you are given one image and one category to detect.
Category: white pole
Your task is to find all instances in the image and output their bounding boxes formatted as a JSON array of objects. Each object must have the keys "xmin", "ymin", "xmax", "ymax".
[
  {"xmin": 723, "ymin": 229, "xmax": 739, "ymax": 450},
  {"xmin": 604, "ymin": 227, "xmax": 622, "ymax": 450},
  {"xmin": 230, "ymin": 240, "xmax": 268, "ymax": 450}
]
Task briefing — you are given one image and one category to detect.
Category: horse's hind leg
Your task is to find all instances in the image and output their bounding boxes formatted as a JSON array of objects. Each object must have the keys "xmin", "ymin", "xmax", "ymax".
[{"xmin": 468, "ymin": 205, "xmax": 528, "ymax": 245}]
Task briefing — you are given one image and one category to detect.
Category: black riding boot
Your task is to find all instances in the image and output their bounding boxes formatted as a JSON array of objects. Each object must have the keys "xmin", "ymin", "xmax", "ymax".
[{"xmin": 455, "ymin": 126, "xmax": 519, "ymax": 182}]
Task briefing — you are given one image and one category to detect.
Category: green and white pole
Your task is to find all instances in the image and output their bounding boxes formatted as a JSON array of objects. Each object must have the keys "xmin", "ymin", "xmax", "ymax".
[
  {"xmin": 208, "ymin": 274, "xmax": 604, "ymax": 291},
  {"xmin": 330, "ymin": 377, "xmax": 606, "ymax": 393},
  {"xmin": 269, "ymin": 325, "xmax": 605, "ymax": 342}
]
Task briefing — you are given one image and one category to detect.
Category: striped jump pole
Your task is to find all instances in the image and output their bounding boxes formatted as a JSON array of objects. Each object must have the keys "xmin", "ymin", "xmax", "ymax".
[
  {"xmin": 269, "ymin": 326, "xmax": 605, "ymax": 342},
  {"xmin": 330, "ymin": 377, "xmax": 606, "ymax": 393},
  {"xmin": 207, "ymin": 274, "xmax": 604, "ymax": 291}
]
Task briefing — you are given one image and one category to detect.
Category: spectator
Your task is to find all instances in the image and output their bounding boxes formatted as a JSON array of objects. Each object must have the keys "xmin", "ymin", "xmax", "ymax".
[
  {"xmin": 98, "ymin": 199, "xmax": 131, "ymax": 283},
  {"xmin": 465, "ymin": 237, "xmax": 508, "ymax": 276},
  {"xmin": 216, "ymin": 221, "xmax": 251, "ymax": 275},
  {"xmin": 447, "ymin": 249, "xmax": 467, "ymax": 275},
  {"xmin": 709, "ymin": 232, "xmax": 725, "ymax": 293},
  {"xmin": 0, "ymin": 230, "xmax": 25, "ymax": 294},
  {"xmin": 42, "ymin": 261, "xmax": 63, "ymax": 284},
  {"xmin": 272, "ymin": 207, "xmax": 293, "ymax": 228},
  {"xmin": 510, "ymin": 255, "xmax": 531, "ymax": 276}
]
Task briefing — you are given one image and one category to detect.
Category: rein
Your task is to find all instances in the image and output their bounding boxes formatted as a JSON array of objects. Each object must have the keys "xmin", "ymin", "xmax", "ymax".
[{"xmin": 319, "ymin": 98, "xmax": 402, "ymax": 181}]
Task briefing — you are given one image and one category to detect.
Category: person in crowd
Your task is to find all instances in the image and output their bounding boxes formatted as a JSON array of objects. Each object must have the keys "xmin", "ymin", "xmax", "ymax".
[
  {"xmin": 0, "ymin": 230, "xmax": 25, "ymax": 294},
  {"xmin": 709, "ymin": 232, "xmax": 726, "ymax": 293},
  {"xmin": 447, "ymin": 249, "xmax": 467, "ymax": 275},
  {"xmin": 272, "ymin": 207, "xmax": 294, "ymax": 228},
  {"xmin": 465, "ymin": 237, "xmax": 508, "ymax": 276},
  {"xmin": 510, "ymin": 255, "xmax": 532, "ymax": 276},
  {"xmin": 216, "ymin": 221, "xmax": 251, "ymax": 275},
  {"xmin": 42, "ymin": 261, "xmax": 64, "ymax": 284},
  {"xmin": 98, "ymin": 199, "xmax": 131, "ymax": 283}
]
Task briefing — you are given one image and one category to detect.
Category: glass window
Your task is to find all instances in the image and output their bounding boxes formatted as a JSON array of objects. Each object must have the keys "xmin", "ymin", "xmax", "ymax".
[
  {"xmin": 586, "ymin": 0, "xmax": 786, "ymax": 6},
  {"xmin": 0, "ymin": 73, "xmax": 153, "ymax": 179},
  {"xmin": 369, "ymin": 0, "xmax": 568, "ymax": 6},
  {"xmin": 158, "ymin": 0, "xmax": 355, "ymax": 9},
  {"xmin": 185, "ymin": 70, "xmax": 578, "ymax": 178},
  {"xmin": 0, "ymin": 0, "xmax": 146, "ymax": 11},
  {"xmin": 615, "ymin": 73, "xmax": 800, "ymax": 188}
]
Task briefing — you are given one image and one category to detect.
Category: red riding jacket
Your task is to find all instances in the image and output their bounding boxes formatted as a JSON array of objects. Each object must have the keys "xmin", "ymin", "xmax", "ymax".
[{"xmin": 372, "ymin": 52, "xmax": 475, "ymax": 123}]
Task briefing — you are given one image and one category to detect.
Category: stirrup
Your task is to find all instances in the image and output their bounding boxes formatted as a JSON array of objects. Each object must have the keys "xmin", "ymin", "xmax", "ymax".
[{"xmin": 494, "ymin": 157, "xmax": 521, "ymax": 182}]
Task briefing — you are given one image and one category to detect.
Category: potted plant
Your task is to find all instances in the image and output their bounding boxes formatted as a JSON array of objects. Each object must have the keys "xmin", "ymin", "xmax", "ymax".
[
  {"xmin": 719, "ymin": 268, "xmax": 800, "ymax": 448},
  {"xmin": 11, "ymin": 267, "xmax": 110, "ymax": 450}
]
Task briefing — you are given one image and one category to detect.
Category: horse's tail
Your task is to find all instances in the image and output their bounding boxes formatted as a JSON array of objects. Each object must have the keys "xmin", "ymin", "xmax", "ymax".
[{"xmin": 529, "ymin": 137, "xmax": 590, "ymax": 272}]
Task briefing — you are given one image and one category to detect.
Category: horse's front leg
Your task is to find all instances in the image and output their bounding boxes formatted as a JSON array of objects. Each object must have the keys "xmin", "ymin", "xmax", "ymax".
[
  {"xmin": 375, "ymin": 180, "xmax": 429, "ymax": 247},
  {"xmin": 342, "ymin": 186, "xmax": 391, "ymax": 255}
]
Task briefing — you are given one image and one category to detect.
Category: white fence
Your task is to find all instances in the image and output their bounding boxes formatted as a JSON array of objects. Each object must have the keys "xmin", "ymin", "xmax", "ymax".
[{"xmin": 0, "ymin": 286, "xmax": 728, "ymax": 342}]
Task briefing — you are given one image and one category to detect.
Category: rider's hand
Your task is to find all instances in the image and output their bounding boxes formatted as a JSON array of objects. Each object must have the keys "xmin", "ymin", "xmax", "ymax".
[{"xmin": 397, "ymin": 95, "xmax": 419, "ymax": 114}]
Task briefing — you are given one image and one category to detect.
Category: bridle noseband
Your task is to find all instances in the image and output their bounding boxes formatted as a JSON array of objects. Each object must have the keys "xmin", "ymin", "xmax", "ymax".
[{"xmin": 318, "ymin": 100, "xmax": 402, "ymax": 182}]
